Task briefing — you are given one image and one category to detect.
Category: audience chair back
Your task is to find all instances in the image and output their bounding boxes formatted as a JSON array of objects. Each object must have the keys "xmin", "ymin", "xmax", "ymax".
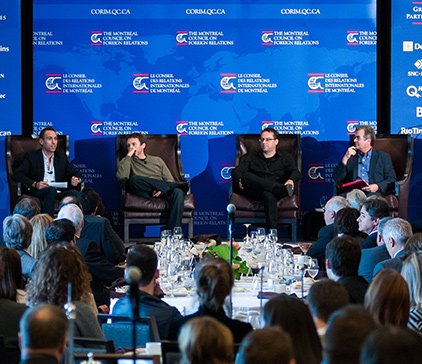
[{"xmin": 5, "ymin": 134, "xmax": 69, "ymax": 213}]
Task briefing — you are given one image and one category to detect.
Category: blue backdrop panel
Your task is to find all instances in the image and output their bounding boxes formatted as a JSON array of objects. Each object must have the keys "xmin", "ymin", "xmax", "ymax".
[
  {"xmin": 30, "ymin": 0, "xmax": 385, "ymax": 236},
  {"xmin": 0, "ymin": 1, "xmax": 22, "ymax": 228}
]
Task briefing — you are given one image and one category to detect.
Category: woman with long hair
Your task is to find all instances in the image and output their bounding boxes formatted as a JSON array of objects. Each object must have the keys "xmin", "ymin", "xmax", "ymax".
[
  {"xmin": 364, "ymin": 268, "xmax": 410, "ymax": 327},
  {"xmin": 263, "ymin": 293, "xmax": 322, "ymax": 364},
  {"xmin": 26, "ymin": 244, "xmax": 103, "ymax": 338},
  {"xmin": 29, "ymin": 213, "xmax": 53, "ymax": 259},
  {"xmin": 0, "ymin": 247, "xmax": 25, "ymax": 303}
]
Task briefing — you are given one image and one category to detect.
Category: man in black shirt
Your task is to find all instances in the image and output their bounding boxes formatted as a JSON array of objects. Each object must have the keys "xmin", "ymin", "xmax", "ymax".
[{"xmin": 231, "ymin": 128, "xmax": 301, "ymax": 228}]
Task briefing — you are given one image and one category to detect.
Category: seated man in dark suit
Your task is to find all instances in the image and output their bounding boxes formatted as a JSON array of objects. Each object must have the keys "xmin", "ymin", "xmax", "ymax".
[
  {"xmin": 112, "ymin": 245, "xmax": 182, "ymax": 340},
  {"xmin": 358, "ymin": 217, "xmax": 392, "ymax": 283},
  {"xmin": 231, "ymin": 128, "xmax": 301, "ymax": 229},
  {"xmin": 326, "ymin": 236, "xmax": 369, "ymax": 304},
  {"xmin": 333, "ymin": 125, "xmax": 396, "ymax": 196},
  {"xmin": 12, "ymin": 127, "xmax": 82, "ymax": 217},
  {"xmin": 116, "ymin": 132, "xmax": 188, "ymax": 230},
  {"xmin": 80, "ymin": 188, "xmax": 125, "ymax": 264},
  {"xmin": 357, "ymin": 197, "xmax": 390, "ymax": 249},
  {"xmin": 19, "ymin": 304, "xmax": 68, "ymax": 364},
  {"xmin": 52, "ymin": 204, "xmax": 125, "ymax": 307},
  {"xmin": 373, "ymin": 218, "xmax": 413, "ymax": 278},
  {"xmin": 308, "ymin": 196, "xmax": 349, "ymax": 269}
]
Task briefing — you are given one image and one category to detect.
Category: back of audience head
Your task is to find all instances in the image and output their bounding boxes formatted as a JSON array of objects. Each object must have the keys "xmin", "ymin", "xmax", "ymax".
[
  {"xmin": 360, "ymin": 326, "xmax": 422, "ymax": 364},
  {"xmin": 80, "ymin": 188, "xmax": 102, "ymax": 215},
  {"xmin": 45, "ymin": 218, "xmax": 76, "ymax": 245},
  {"xmin": 0, "ymin": 247, "xmax": 23, "ymax": 301},
  {"xmin": 401, "ymin": 253, "xmax": 422, "ymax": 310},
  {"xmin": 58, "ymin": 190, "xmax": 82, "ymax": 211},
  {"xmin": 57, "ymin": 203, "xmax": 84, "ymax": 233},
  {"xmin": 346, "ymin": 189, "xmax": 367, "ymax": 211},
  {"xmin": 326, "ymin": 236, "xmax": 361, "ymax": 280},
  {"xmin": 235, "ymin": 327, "xmax": 295, "ymax": 364},
  {"xmin": 404, "ymin": 232, "xmax": 422, "ymax": 255},
  {"xmin": 307, "ymin": 278, "xmax": 349, "ymax": 325},
  {"xmin": 382, "ymin": 218, "xmax": 412, "ymax": 258},
  {"xmin": 364, "ymin": 269, "xmax": 410, "ymax": 326},
  {"xmin": 27, "ymin": 244, "xmax": 91, "ymax": 307},
  {"xmin": 263, "ymin": 294, "xmax": 322, "ymax": 364},
  {"xmin": 126, "ymin": 244, "xmax": 158, "ymax": 287},
  {"xmin": 3, "ymin": 214, "xmax": 33, "ymax": 250},
  {"xmin": 13, "ymin": 197, "xmax": 41, "ymax": 219},
  {"xmin": 178, "ymin": 316, "xmax": 233, "ymax": 364},
  {"xmin": 29, "ymin": 213, "xmax": 53, "ymax": 259},
  {"xmin": 195, "ymin": 258, "xmax": 234, "ymax": 311},
  {"xmin": 334, "ymin": 207, "xmax": 360, "ymax": 236},
  {"xmin": 323, "ymin": 196, "xmax": 349, "ymax": 225},
  {"xmin": 324, "ymin": 305, "xmax": 377, "ymax": 364},
  {"xmin": 376, "ymin": 216, "xmax": 393, "ymax": 246},
  {"xmin": 19, "ymin": 304, "xmax": 68, "ymax": 361}
]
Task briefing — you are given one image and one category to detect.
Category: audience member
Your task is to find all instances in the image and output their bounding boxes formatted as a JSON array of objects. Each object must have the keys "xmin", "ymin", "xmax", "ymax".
[
  {"xmin": 235, "ymin": 327, "xmax": 295, "ymax": 364},
  {"xmin": 364, "ymin": 269, "xmax": 410, "ymax": 327},
  {"xmin": 357, "ymin": 197, "xmax": 390, "ymax": 249},
  {"xmin": 57, "ymin": 203, "xmax": 124, "ymax": 306},
  {"xmin": 308, "ymin": 196, "xmax": 349, "ymax": 269},
  {"xmin": 3, "ymin": 214, "xmax": 35, "ymax": 280},
  {"xmin": 26, "ymin": 244, "xmax": 103, "ymax": 338},
  {"xmin": 19, "ymin": 304, "xmax": 68, "ymax": 364},
  {"xmin": 334, "ymin": 207, "xmax": 364, "ymax": 243},
  {"xmin": 178, "ymin": 316, "xmax": 233, "ymax": 364},
  {"xmin": 171, "ymin": 258, "xmax": 253, "ymax": 343},
  {"xmin": 0, "ymin": 247, "xmax": 26, "ymax": 304},
  {"xmin": 360, "ymin": 326, "xmax": 422, "ymax": 364},
  {"xmin": 358, "ymin": 217, "xmax": 392, "ymax": 283},
  {"xmin": 372, "ymin": 218, "xmax": 413, "ymax": 277},
  {"xmin": 403, "ymin": 232, "xmax": 422, "ymax": 255},
  {"xmin": 45, "ymin": 218, "xmax": 76, "ymax": 245},
  {"xmin": 263, "ymin": 293, "xmax": 322, "ymax": 364},
  {"xmin": 307, "ymin": 278, "xmax": 349, "ymax": 344},
  {"xmin": 401, "ymin": 253, "xmax": 422, "ymax": 333},
  {"xmin": 13, "ymin": 197, "xmax": 41, "ymax": 220},
  {"xmin": 326, "ymin": 236, "xmax": 368, "ymax": 304},
  {"xmin": 346, "ymin": 189, "xmax": 367, "ymax": 211},
  {"xmin": 324, "ymin": 305, "xmax": 377, "ymax": 364},
  {"xmin": 29, "ymin": 213, "xmax": 53, "ymax": 260},
  {"xmin": 80, "ymin": 188, "xmax": 125, "ymax": 264},
  {"xmin": 112, "ymin": 244, "xmax": 182, "ymax": 340}
]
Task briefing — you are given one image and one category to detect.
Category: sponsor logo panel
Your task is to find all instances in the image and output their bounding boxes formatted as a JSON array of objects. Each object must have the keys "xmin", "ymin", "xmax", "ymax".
[
  {"xmin": 261, "ymin": 120, "xmax": 320, "ymax": 136},
  {"xmin": 133, "ymin": 73, "xmax": 190, "ymax": 94},
  {"xmin": 176, "ymin": 120, "xmax": 234, "ymax": 136},
  {"xmin": 176, "ymin": 30, "xmax": 234, "ymax": 46},
  {"xmin": 307, "ymin": 73, "xmax": 365, "ymax": 94}
]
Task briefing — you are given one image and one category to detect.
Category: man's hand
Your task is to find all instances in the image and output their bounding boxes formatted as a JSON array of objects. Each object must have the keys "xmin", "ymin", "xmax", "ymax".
[
  {"xmin": 34, "ymin": 181, "xmax": 49, "ymax": 190},
  {"xmin": 152, "ymin": 190, "xmax": 162, "ymax": 198},
  {"xmin": 238, "ymin": 178, "xmax": 244, "ymax": 190},
  {"xmin": 284, "ymin": 179, "xmax": 294, "ymax": 188},
  {"xmin": 342, "ymin": 146, "xmax": 357, "ymax": 165},
  {"xmin": 127, "ymin": 144, "xmax": 136, "ymax": 157},
  {"xmin": 362, "ymin": 184, "xmax": 379, "ymax": 193},
  {"xmin": 70, "ymin": 176, "xmax": 80, "ymax": 187}
]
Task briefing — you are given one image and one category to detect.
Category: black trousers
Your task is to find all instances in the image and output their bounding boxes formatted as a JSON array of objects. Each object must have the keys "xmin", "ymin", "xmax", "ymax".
[
  {"xmin": 129, "ymin": 176, "xmax": 185, "ymax": 230},
  {"xmin": 29, "ymin": 186, "xmax": 58, "ymax": 217},
  {"xmin": 233, "ymin": 172, "xmax": 289, "ymax": 229}
]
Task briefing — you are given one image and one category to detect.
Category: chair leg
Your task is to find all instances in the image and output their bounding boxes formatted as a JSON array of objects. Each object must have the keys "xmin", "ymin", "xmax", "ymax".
[{"xmin": 124, "ymin": 221, "xmax": 130, "ymax": 244}]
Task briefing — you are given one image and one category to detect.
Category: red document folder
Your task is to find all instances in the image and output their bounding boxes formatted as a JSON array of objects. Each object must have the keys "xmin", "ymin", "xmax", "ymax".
[{"xmin": 341, "ymin": 179, "xmax": 369, "ymax": 192}]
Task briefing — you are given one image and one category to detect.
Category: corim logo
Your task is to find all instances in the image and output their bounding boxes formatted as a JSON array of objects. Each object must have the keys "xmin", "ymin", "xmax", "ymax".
[
  {"xmin": 347, "ymin": 120, "xmax": 360, "ymax": 134},
  {"xmin": 346, "ymin": 31, "xmax": 359, "ymax": 45},
  {"xmin": 176, "ymin": 31, "xmax": 188, "ymax": 45},
  {"xmin": 307, "ymin": 73, "xmax": 324, "ymax": 93},
  {"xmin": 91, "ymin": 121, "xmax": 103, "ymax": 135},
  {"xmin": 262, "ymin": 121, "xmax": 275, "ymax": 129},
  {"xmin": 220, "ymin": 166, "xmax": 235, "ymax": 180},
  {"xmin": 91, "ymin": 31, "xmax": 103, "ymax": 46},
  {"xmin": 45, "ymin": 74, "xmax": 62, "ymax": 93},
  {"xmin": 406, "ymin": 85, "xmax": 422, "ymax": 98},
  {"xmin": 261, "ymin": 31, "xmax": 274, "ymax": 46},
  {"xmin": 220, "ymin": 73, "xmax": 236, "ymax": 93},
  {"xmin": 308, "ymin": 165, "xmax": 324, "ymax": 180},
  {"xmin": 176, "ymin": 121, "xmax": 188, "ymax": 135},
  {"xmin": 132, "ymin": 74, "xmax": 149, "ymax": 93}
]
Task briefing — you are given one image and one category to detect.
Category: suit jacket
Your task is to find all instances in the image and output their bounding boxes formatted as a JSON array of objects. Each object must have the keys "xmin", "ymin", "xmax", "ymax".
[
  {"xmin": 358, "ymin": 244, "xmax": 391, "ymax": 283},
  {"xmin": 338, "ymin": 276, "xmax": 369, "ymax": 305},
  {"xmin": 16, "ymin": 249, "xmax": 36, "ymax": 281},
  {"xmin": 361, "ymin": 232, "xmax": 378, "ymax": 249},
  {"xmin": 308, "ymin": 224, "xmax": 335, "ymax": 268},
  {"xmin": 20, "ymin": 354, "xmax": 59, "ymax": 364},
  {"xmin": 373, "ymin": 249, "xmax": 406, "ymax": 278},
  {"xmin": 75, "ymin": 237, "xmax": 124, "ymax": 305},
  {"xmin": 81, "ymin": 215, "xmax": 125, "ymax": 265},
  {"xmin": 12, "ymin": 149, "xmax": 81, "ymax": 191},
  {"xmin": 333, "ymin": 149, "xmax": 396, "ymax": 195},
  {"xmin": 0, "ymin": 298, "xmax": 27, "ymax": 351}
]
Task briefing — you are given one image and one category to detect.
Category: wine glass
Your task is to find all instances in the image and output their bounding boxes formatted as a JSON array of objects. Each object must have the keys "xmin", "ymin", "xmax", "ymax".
[
  {"xmin": 243, "ymin": 223, "xmax": 251, "ymax": 239},
  {"xmin": 161, "ymin": 229, "xmax": 171, "ymax": 245},
  {"xmin": 298, "ymin": 242, "xmax": 313, "ymax": 255},
  {"xmin": 269, "ymin": 228, "xmax": 278, "ymax": 243},
  {"xmin": 173, "ymin": 226, "xmax": 183, "ymax": 241},
  {"xmin": 307, "ymin": 258, "xmax": 319, "ymax": 280},
  {"xmin": 256, "ymin": 228, "xmax": 266, "ymax": 243}
]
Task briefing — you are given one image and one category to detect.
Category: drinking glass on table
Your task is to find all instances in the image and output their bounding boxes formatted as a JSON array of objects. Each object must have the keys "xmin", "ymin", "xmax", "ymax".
[
  {"xmin": 173, "ymin": 226, "xmax": 183, "ymax": 241},
  {"xmin": 256, "ymin": 228, "xmax": 266, "ymax": 243},
  {"xmin": 307, "ymin": 258, "xmax": 319, "ymax": 280},
  {"xmin": 298, "ymin": 242, "xmax": 313, "ymax": 255},
  {"xmin": 161, "ymin": 229, "xmax": 172, "ymax": 245}
]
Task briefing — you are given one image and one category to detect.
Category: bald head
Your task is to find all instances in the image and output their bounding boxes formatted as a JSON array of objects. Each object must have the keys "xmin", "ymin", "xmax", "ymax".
[{"xmin": 57, "ymin": 203, "xmax": 84, "ymax": 233}]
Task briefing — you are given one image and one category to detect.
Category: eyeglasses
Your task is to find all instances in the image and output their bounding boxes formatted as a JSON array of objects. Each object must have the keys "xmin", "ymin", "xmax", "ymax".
[
  {"xmin": 259, "ymin": 138, "xmax": 276, "ymax": 142},
  {"xmin": 354, "ymin": 136, "xmax": 367, "ymax": 141}
]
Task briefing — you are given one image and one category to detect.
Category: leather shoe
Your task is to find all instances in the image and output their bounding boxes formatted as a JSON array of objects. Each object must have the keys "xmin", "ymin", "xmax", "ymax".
[{"xmin": 175, "ymin": 181, "xmax": 190, "ymax": 193}]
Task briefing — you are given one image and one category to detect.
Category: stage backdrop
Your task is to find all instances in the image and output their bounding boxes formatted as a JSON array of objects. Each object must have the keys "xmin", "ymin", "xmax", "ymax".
[
  {"xmin": 0, "ymin": 1, "xmax": 22, "ymax": 224},
  {"xmin": 25, "ymin": 0, "xmax": 418, "ymax": 236}
]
